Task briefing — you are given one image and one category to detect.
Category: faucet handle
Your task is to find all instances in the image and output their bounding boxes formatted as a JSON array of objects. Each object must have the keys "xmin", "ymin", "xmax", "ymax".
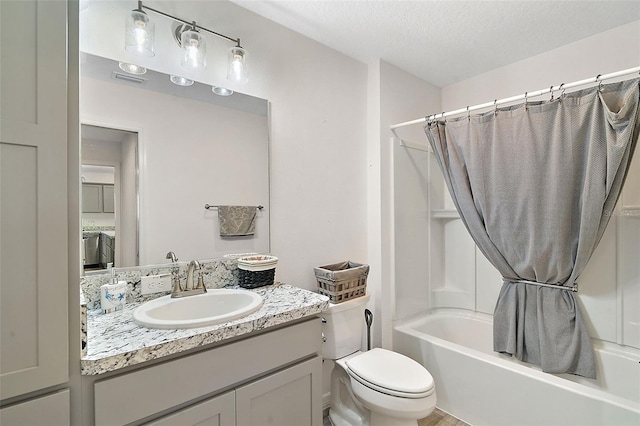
[
  {"xmin": 171, "ymin": 275, "xmax": 183, "ymax": 294},
  {"xmin": 195, "ymin": 273, "xmax": 207, "ymax": 292}
]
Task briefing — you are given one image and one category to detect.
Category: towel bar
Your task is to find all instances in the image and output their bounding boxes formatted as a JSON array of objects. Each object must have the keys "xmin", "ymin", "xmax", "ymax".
[{"xmin": 205, "ymin": 204, "xmax": 264, "ymax": 210}]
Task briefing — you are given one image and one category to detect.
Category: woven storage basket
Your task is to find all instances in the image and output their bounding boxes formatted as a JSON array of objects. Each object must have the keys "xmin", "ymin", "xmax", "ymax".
[
  {"xmin": 237, "ymin": 255, "xmax": 278, "ymax": 289},
  {"xmin": 314, "ymin": 261, "xmax": 369, "ymax": 303},
  {"xmin": 238, "ymin": 268, "xmax": 275, "ymax": 289}
]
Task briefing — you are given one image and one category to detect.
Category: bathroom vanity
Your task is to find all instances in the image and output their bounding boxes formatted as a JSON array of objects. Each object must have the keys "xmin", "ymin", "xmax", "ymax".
[{"xmin": 80, "ymin": 283, "xmax": 329, "ymax": 426}]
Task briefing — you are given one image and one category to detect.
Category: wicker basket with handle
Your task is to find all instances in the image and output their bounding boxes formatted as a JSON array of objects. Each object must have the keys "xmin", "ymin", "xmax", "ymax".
[{"xmin": 314, "ymin": 261, "xmax": 369, "ymax": 303}]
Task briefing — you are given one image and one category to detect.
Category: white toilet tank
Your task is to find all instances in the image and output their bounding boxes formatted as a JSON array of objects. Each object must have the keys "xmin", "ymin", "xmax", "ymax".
[{"xmin": 321, "ymin": 293, "xmax": 371, "ymax": 359}]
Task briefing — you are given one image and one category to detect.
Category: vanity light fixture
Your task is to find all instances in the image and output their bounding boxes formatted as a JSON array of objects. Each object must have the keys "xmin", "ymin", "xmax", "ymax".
[
  {"xmin": 126, "ymin": 1, "xmax": 249, "ymax": 82},
  {"xmin": 170, "ymin": 75, "xmax": 194, "ymax": 86},
  {"xmin": 124, "ymin": 2, "xmax": 155, "ymax": 57},
  {"xmin": 212, "ymin": 86, "xmax": 234, "ymax": 96},
  {"xmin": 119, "ymin": 61, "xmax": 147, "ymax": 75}
]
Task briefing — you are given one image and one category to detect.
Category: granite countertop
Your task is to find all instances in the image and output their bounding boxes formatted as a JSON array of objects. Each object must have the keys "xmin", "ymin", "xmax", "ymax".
[{"xmin": 81, "ymin": 283, "xmax": 329, "ymax": 375}]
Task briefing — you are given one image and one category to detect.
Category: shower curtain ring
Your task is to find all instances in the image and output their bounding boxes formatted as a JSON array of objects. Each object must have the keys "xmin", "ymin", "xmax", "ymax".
[
  {"xmin": 494, "ymin": 99, "xmax": 498, "ymax": 115},
  {"xmin": 596, "ymin": 74, "xmax": 603, "ymax": 91},
  {"xmin": 550, "ymin": 86, "xmax": 554, "ymax": 101},
  {"xmin": 466, "ymin": 106, "xmax": 470, "ymax": 121},
  {"xmin": 559, "ymin": 83, "xmax": 566, "ymax": 99},
  {"xmin": 524, "ymin": 92, "xmax": 528, "ymax": 110}
]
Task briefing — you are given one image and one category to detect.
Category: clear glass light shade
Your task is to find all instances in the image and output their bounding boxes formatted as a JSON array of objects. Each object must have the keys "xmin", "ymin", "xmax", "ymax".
[
  {"xmin": 170, "ymin": 75, "xmax": 194, "ymax": 86},
  {"xmin": 125, "ymin": 10, "xmax": 155, "ymax": 57},
  {"xmin": 227, "ymin": 46, "xmax": 248, "ymax": 84},
  {"xmin": 212, "ymin": 86, "xmax": 233, "ymax": 96},
  {"xmin": 119, "ymin": 62, "xmax": 147, "ymax": 75},
  {"xmin": 181, "ymin": 30, "xmax": 206, "ymax": 70}
]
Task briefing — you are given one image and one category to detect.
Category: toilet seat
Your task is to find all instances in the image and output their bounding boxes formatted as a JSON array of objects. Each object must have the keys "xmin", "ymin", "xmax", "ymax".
[{"xmin": 344, "ymin": 348, "xmax": 434, "ymax": 399}]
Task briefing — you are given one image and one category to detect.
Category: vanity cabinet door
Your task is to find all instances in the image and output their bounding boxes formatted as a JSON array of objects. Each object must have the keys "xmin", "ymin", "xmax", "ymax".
[
  {"xmin": 99, "ymin": 234, "xmax": 114, "ymax": 266},
  {"xmin": 236, "ymin": 357, "xmax": 322, "ymax": 426},
  {"xmin": 144, "ymin": 391, "xmax": 235, "ymax": 426},
  {"xmin": 82, "ymin": 183, "xmax": 103, "ymax": 213},
  {"xmin": 102, "ymin": 184, "xmax": 114, "ymax": 213}
]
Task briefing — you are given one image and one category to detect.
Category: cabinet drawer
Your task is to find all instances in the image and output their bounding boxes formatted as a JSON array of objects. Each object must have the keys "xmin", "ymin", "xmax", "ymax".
[
  {"xmin": 0, "ymin": 389, "xmax": 70, "ymax": 426},
  {"xmin": 94, "ymin": 318, "xmax": 321, "ymax": 426}
]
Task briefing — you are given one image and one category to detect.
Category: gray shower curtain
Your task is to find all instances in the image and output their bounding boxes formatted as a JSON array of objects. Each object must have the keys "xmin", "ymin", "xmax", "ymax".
[{"xmin": 425, "ymin": 78, "xmax": 639, "ymax": 378}]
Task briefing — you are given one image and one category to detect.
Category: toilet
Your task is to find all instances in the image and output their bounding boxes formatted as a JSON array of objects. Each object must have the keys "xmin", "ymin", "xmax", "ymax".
[{"xmin": 322, "ymin": 294, "xmax": 436, "ymax": 426}]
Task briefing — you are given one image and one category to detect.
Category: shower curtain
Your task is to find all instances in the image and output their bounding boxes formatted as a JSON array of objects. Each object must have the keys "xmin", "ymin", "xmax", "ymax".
[{"xmin": 425, "ymin": 78, "xmax": 639, "ymax": 378}]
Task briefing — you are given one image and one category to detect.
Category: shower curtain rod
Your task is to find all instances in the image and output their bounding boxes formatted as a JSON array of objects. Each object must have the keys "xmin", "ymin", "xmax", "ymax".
[{"xmin": 390, "ymin": 66, "xmax": 640, "ymax": 130}]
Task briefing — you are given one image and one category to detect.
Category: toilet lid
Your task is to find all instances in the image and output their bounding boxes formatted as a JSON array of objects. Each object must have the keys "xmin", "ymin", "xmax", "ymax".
[{"xmin": 345, "ymin": 348, "xmax": 434, "ymax": 396}]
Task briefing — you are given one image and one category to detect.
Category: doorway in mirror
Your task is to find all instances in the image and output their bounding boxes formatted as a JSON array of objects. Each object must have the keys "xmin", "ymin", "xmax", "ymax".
[{"xmin": 81, "ymin": 124, "xmax": 139, "ymax": 271}]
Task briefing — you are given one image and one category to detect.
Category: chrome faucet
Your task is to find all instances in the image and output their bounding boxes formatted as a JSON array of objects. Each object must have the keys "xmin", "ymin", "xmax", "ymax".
[
  {"xmin": 171, "ymin": 259, "xmax": 207, "ymax": 298},
  {"xmin": 166, "ymin": 251, "xmax": 178, "ymax": 263},
  {"xmin": 185, "ymin": 259, "xmax": 201, "ymax": 291}
]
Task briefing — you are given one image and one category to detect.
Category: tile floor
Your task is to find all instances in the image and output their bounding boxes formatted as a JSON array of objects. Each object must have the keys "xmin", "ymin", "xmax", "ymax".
[
  {"xmin": 323, "ymin": 408, "xmax": 469, "ymax": 426},
  {"xmin": 418, "ymin": 408, "xmax": 470, "ymax": 426}
]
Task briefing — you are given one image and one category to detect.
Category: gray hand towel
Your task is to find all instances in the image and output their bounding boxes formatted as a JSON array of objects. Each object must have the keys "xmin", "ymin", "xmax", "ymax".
[{"xmin": 218, "ymin": 206, "xmax": 257, "ymax": 237}]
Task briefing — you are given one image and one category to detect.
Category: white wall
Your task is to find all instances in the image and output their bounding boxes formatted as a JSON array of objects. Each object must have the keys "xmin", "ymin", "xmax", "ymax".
[
  {"xmin": 80, "ymin": 1, "xmax": 368, "ymax": 288},
  {"xmin": 378, "ymin": 61, "xmax": 440, "ymax": 347},
  {"xmin": 120, "ymin": 133, "xmax": 138, "ymax": 267},
  {"xmin": 419, "ymin": 21, "xmax": 640, "ymax": 348},
  {"xmin": 81, "ymin": 164, "xmax": 115, "ymax": 184},
  {"xmin": 442, "ymin": 21, "xmax": 640, "ymax": 108}
]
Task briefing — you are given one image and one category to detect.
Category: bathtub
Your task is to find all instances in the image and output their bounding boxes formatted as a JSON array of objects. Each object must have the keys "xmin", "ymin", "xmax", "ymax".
[{"xmin": 394, "ymin": 309, "xmax": 640, "ymax": 426}]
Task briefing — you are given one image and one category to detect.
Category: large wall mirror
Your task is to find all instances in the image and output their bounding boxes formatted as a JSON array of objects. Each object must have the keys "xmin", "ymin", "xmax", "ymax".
[{"xmin": 80, "ymin": 53, "xmax": 270, "ymax": 273}]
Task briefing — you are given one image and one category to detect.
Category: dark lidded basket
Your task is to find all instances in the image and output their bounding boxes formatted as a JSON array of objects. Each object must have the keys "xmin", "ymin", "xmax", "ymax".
[
  {"xmin": 237, "ymin": 255, "xmax": 278, "ymax": 289},
  {"xmin": 314, "ymin": 261, "xmax": 369, "ymax": 303},
  {"xmin": 238, "ymin": 268, "xmax": 276, "ymax": 289}
]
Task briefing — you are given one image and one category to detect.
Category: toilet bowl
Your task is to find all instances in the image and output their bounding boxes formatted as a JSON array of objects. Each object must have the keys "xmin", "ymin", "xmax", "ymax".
[{"xmin": 322, "ymin": 294, "xmax": 436, "ymax": 426}]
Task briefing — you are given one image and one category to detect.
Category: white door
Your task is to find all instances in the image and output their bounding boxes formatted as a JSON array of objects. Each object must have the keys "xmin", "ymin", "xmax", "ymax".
[{"xmin": 0, "ymin": 0, "xmax": 69, "ymax": 399}]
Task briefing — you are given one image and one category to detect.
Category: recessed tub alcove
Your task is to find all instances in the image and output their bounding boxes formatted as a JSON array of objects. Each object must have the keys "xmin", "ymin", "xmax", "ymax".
[{"xmin": 394, "ymin": 309, "xmax": 640, "ymax": 426}]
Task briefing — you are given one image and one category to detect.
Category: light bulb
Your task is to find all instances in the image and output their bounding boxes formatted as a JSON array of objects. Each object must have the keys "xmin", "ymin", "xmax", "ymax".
[
  {"xmin": 231, "ymin": 54, "xmax": 244, "ymax": 74},
  {"xmin": 227, "ymin": 46, "xmax": 248, "ymax": 84},
  {"xmin": 170, "ymin": 75, "xmax": 194, "ymax": 86},
  {"xmin": 212, "ymin": 86, "xmax": 233, "ymax": 96},
  {"xmin": 119, "ymin": 62, "xmax": 147, "ymax": 75}
]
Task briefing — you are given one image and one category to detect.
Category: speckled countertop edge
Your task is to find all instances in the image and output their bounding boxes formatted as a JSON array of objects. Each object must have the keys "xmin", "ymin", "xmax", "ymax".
[
  {"xmin": 81, "ymin": 283, "xmax": 329, "ymax": 375},
  {"xmin": 80, "ymin": 290, "xmax": 87, "ymax": 357}
]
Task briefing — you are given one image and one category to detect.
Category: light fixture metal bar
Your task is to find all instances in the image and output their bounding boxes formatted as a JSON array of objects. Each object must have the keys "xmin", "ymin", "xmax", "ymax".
[{"xmin": 139, "ymin": 1, "xmax": 241, "ymax": 47}]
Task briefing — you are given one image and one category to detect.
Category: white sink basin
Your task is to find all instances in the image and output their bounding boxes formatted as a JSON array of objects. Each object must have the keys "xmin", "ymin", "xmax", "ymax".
[{"xmin": 133, "ymin": 289, "xmax": 264, "ymax": 329}]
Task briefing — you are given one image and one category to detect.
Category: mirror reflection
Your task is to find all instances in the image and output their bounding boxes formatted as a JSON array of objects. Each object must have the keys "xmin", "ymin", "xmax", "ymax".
[
  {"xmin": 80, "ymin": 53, "xmax": 270, "ymax": 273},
  {"xmin": 81, "ymin": 127, "xmax": 138, "ymax": 272}
]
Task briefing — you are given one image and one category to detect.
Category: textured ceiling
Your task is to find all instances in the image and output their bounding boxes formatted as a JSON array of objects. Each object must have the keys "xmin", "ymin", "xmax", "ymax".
[{"xmin": 230, "ymin": 0, "xmax": 640, "ymax": 87}]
